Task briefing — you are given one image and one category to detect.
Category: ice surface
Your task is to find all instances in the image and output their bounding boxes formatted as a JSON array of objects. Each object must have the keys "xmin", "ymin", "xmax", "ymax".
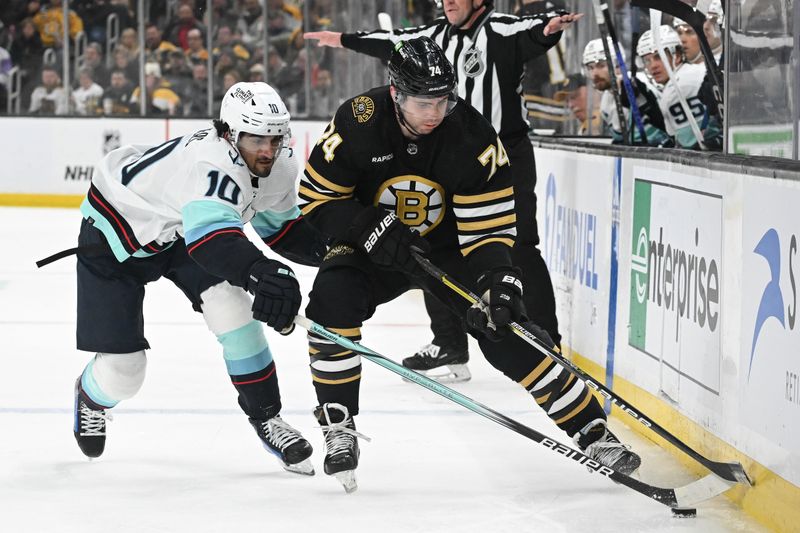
[{"xmin": 0, "ymin": 207, "xmax": 764, "ymax": 532}]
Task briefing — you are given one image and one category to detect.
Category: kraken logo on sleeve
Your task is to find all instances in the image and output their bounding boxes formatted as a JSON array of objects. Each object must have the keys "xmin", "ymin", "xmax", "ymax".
[
  {"xmin": 351, "ymin": 96, "xmax": 375, "ymax": 124},
  {"xmin": 374, "ymin": 176, "xmax": 445, "ymax": 236}
]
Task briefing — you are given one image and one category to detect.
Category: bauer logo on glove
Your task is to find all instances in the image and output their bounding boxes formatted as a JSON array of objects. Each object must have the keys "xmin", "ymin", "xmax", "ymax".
[{"xmin": 363, "ymin": 211, "xmax": 399, "ymax": 253}]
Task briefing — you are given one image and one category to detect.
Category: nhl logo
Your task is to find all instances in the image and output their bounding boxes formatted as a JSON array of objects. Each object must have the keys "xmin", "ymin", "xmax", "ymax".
[
  {"xmin": 407, "ymin": 143, "xmax": 418, "ymax": 155},
  {"xmin": 462, "ymin": 48, "xmax": 485, "ymax": 78},
  {"xmin": 102, "ymin": 129, "xmax": 121, "ymax": 154}
]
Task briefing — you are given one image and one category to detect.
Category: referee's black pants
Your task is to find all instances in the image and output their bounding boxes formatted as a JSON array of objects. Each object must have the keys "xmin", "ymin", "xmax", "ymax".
[{"xmin": 421, "ymin": 136, "xmax": 561, "ymax": 354}]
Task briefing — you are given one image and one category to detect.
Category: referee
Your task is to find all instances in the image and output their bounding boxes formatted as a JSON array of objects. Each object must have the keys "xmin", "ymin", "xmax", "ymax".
[{"xmin": 306, "ymin": 0, "xmax": 582, "ymax": 382}]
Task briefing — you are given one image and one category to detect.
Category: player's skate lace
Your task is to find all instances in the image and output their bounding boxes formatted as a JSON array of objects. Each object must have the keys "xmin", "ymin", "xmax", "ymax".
[
  {"xmin": 77, "ymin": 404, "xmax": 112, "ymax": 436},
  {"xmin": 417, "ymin": 343, "xmax": 440, "ymax": 360},
  {"xmin": 261, "ymin": 415, "xmax": 303, "ymax": 451},
  {"xmin": 575, "ymin": 419, "xmax": 641, "ymax": 475},
  {"xmin": 319, "ymin": 404, "xmax": 371, "ymax": 453}
]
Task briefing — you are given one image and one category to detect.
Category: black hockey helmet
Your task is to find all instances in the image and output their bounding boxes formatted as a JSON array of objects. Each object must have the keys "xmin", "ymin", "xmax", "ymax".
[{"xmin": 388, "ymin": 37, "xmax": 457, "ymax": 98}]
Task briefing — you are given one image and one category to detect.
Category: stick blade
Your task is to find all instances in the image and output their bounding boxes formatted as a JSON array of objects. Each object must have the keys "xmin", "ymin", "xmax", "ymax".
[{"xmin": 673, "ymin": 473, "xmax": 737, "ymax": 508}]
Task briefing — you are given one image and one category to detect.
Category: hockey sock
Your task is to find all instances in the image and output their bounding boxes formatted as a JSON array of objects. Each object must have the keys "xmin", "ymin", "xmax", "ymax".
[
  {"xmin": 214, "ymin": 319, "xmax": 282, "ymax": 419},
  {"xmin": 309, "ymin": 326, "xmax": 362, "ymax": 415},
  {"xmin": 518, "ymin": 357, "xmax": 606, "ymax": 437}
]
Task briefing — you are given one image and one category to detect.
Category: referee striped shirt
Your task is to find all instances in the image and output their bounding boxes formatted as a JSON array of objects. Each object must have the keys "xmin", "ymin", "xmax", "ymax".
[{"xmin": 341, "ymin": 7, "xmax": 563, "ymax": 143}]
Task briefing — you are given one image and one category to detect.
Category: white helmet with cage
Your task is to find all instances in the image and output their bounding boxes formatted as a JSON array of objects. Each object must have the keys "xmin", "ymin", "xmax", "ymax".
[
  {"xmin": 637, "ymin": 25, "xmax": 682, "ymax": 58},
  {"xmin": 219, "ymin": 82, "xmax": 291, "ymax": 145},
  {"xmin": 582, "ymin": 37, "xmax": 626, "ymax": 67}
]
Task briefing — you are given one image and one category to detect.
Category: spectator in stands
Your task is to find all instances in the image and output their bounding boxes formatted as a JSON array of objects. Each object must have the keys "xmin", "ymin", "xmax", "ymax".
[
  {"xmin": 220, "ymin": 67, "xmax": 241, "ymax": 95},
  {"xmin": 73, "ymin": 0, "xmax": 135, "ymax": 45},
  {"xmin": 165, "ymin": 3, "xmax": 206, "ymax": 51},
  {"xmin": 185, "ymin": 28, "xmax": 208, "ymax": 64},
  {"xmin": 184, "ymin": 61, "xmax": 209, "ymax": 116},
  {"xmin": 118, "ymin": 27, "xmax": 140, "ymax": 62},
  {"xmin": 248, "ymin": 63, "xmax": 265, "ymax": 83},
  {"xmin": 266, "ymin": 3, "xmax": 298, "ymax": 41},
  {"xmin": 112, "ymin": 45, "xmax": 138, "ymax": 85},
  {"xmin": 212, "ymin": 45, "xmax": 244, "ymax": 85},
  {"xmin": 268, "ymin": 0, "xmax": 302, "ymax": 28},
  {"xmin": 9, "ymin": 17, "xmax": 43, "ymax": 109},
  {"xmin": 0, "ymin": 1, "xmax": 32, "ymax": 28},
  {"xmin": 72, "ymin": 65, "xmax": 103, "ymax": 115},
  {"xmin": 213, "ymin": 24, "xmax": 250, "ymax": 63},
  {"xmin": 102, "ymin": 68, "xmax": 133, "ymax": 114},
  {"xmin": 163, "ymin": 48, "xmax": 192, "ymax": 98},
  {"xmin": 266, "ymin": 47, "xmax": 300, "ymax": 103},
  {"xmin": 237, "ymin": 0, "xmax": 266, "ymax": 48},
  {"xmin": 29, "ymin": 64, "xmax": 68, "ymax": 115},
  {"xmin": 33, "ymin": 0, "xmax": 84, "ymax": 49},
  {"xmin": 131, "ymin": 62, "xmax": 181, "ymax": 115},
  {"xmin": 553, "ymin": 73, "xmax": 604, "ymax": 135},
  {"xmin": 207, "ymin": 0, "xmax": 239, "ymax": 37},
  {"xmin": 144, "ymin": 22, "xmax": 178, "ymax": 67},
  {"xmin": 82, "ymin": 42, "xmax": 109, "ymax": 85}
]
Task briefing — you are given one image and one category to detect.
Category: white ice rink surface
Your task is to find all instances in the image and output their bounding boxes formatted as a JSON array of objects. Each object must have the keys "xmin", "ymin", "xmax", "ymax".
[{"xmin": 0, "ymin": 207, "xmax": 765, "ymax": 533}]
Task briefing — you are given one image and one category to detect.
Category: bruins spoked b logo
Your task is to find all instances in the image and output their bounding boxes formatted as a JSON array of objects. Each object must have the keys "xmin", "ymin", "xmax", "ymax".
[
  {"xmin": 351, "ymin": 96, "xmax": 374, "ymax": 123},
  {"xmin": 374, "ymin": 176, "xmax": 445, "ymax": 236}
]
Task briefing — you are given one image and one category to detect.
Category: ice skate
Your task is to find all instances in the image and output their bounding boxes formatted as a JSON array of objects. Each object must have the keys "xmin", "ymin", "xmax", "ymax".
[
  {"xmin": 249, "ymin": 415, "xmax": 315, "ymax": 475},
  {"xmin": 73, "ymin": 378, "xmax": 112, "ymax": 459},
  {"xmin": 402, "ymin": 343, "xmax": 471, "ymax": 383},
  {"xmin": 574, "ymin": 419, "xmax": 641, "ymax": 475},
  {"xmin": 315, "ymin": 403, "xmax": 371, "ymax": 493}
]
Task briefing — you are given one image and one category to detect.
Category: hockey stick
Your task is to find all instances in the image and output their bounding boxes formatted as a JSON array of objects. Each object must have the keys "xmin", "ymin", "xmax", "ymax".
[
  {"xmin": 589, "ymin": 0, "xmax": 629, "ymax": 143},
  {"xmin": 294, "ymin": 314, "xmax": 736, "ymax": 510},
  {"xmin": 649, "ymin": 9, "xmax": 707, "ymax": 150},
  {"xmin": 410, "ymin": 250, "xmax": 752, "ymax": 486},
  {"xmin": 591, "ymin": 0, "xmax": 649, "ymax": 143},
  {"xmin": 630, "ymin": 0, "xmax": 724, "ymax": 120}
]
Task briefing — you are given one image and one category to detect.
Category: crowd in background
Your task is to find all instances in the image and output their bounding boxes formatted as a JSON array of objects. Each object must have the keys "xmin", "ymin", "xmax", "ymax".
[
  {"xmin": 0, "ymin": 0, "xmax": 438, "ymax": 118},
  {"xmin": 0, "ymin": 0, "xmax": 738, "ymax": 151}
]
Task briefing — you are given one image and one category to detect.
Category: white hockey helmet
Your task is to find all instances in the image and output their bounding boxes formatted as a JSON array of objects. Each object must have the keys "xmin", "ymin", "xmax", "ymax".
[
  {"xmin": 582, "ymin": 37, "xmax": 625, "ymax": 67},
  {"xmin": 219, "ymin": 81, "xmax": 291, "ymax": 144},
  {"xmin": 707, "ymin": 0, "xmax": 723, "ymax": 17},
  {"xmin": 637, "ymin": 25, "xmax": 682, "ymax": 57}
]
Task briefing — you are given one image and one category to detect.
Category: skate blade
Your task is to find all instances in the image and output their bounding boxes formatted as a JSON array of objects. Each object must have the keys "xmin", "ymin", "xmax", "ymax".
[
  {"xmin": 282, "ymin": 458, "xmax": 315, "ymax": 476},
  {"xmin": 402, "ymin": 364, "xmax": 471, "ymax": 384},
  {"xmin": 333, "ymin": 470, "xmax": 358, "ymax": 493}
]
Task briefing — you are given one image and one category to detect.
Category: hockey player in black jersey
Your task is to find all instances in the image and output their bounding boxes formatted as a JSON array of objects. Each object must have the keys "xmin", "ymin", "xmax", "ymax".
[
  {"xmin": 306, "ymin": 0, "xmax": 582, "ymax": 382},
  {"xmin": 299, "ymin": 37, "xmax": 641, "ymax": 493}
]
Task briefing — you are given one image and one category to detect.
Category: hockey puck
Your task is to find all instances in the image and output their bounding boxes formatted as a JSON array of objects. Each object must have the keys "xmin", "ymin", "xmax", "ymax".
[{"xmin": 671, "ymin": 507, "xmax": 697, "ymax": 518}]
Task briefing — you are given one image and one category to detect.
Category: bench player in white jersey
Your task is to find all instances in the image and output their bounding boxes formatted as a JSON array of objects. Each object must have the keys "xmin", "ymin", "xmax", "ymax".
[
  {"xmin": 636, "ymin": 25, "xmax": 719, "ymax": 150},
  {"xmin": 582, "ymin": 37, "xmax": 670, "ymax": 146},
  {"xmin": 70, "ymin": 82, "xmax": 324, "ymax": 475}
]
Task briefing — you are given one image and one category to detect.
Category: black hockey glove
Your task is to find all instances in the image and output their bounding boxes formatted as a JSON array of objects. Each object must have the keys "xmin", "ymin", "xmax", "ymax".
[
  {"xmin": 349, "ymin": 206, "xmax": 430, "ymax": 276},
  {"xmin": 246, "ymin": 259, "xmax": 301, "ymax": 334},
  {"xmin": 466, "ymin": 267, "xmax": 526, "ymax": 341}
]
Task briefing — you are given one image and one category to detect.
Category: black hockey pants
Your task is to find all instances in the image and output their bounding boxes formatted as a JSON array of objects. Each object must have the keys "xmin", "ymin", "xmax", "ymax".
[{"xmin": 304, "ymin": 246, "xmax": 603, "ymax": 438}]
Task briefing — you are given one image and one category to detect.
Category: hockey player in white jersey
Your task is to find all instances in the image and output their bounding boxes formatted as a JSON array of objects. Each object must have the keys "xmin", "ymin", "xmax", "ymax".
[
  {"xmin": 636, "ymin": 26, "xmax": 720, "ymax": 150},
  {"xmin": 582, "ymin": 37, "xmax": 670, "ymax": 146},
  {"xmin": 69, "ymin": 82, "xmax": 324, "ymax": 475}
]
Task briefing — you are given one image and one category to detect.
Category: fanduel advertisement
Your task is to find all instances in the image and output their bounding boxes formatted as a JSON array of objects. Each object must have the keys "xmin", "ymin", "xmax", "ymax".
[
  {"xmin": 741, "ymin": 179, "xmax": 800, "ymax": 469},
  {"xmin": 535, "ymin": 149, "xmax": 614, "ymax": 366},
  {"xmin": 628, "ymin": 172, "xmax": 723, "ymax": 398}
]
